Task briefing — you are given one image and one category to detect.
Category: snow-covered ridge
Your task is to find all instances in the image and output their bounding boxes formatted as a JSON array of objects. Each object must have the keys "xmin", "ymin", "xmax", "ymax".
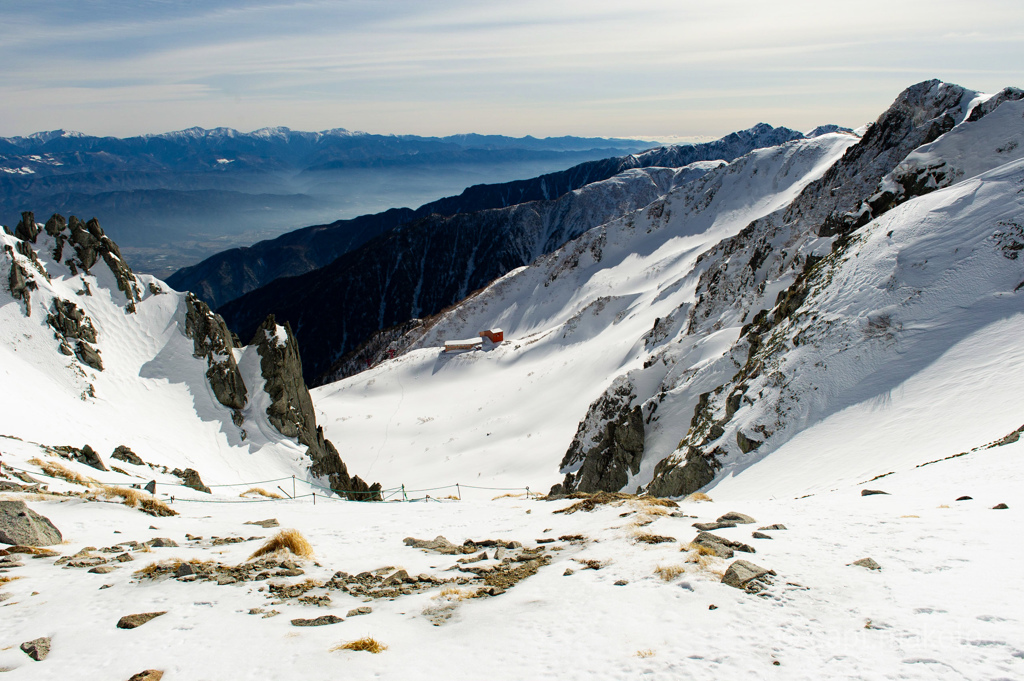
[
  {"xmin": 0, "ymin": 213, "xmax": 375, "ymax": 494},
  {"xmin": 314, "ymin": 80, "xmax": 1024, "ymax": 503}
]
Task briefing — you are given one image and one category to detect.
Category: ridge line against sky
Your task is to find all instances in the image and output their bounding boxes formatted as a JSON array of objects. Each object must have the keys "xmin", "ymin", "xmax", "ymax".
[{"xmin": 1, "ymin": 0, "xmax": 1022, "ymax": 139}]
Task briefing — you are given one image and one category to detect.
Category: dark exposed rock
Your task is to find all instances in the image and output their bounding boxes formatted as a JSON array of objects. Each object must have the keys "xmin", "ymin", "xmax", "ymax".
[
  {"xmin": 646, "ymin": 445, "xmax": 717, "ymax": 498},
  {"xmin": 117, "ymin": 612, "xmax": 167, "ymax": 629},
  {"xmin": 751, "ymin": 532, "xmax": 772, "ymax": 540},
  {"xmin": 559, "ymin": 379, "xmax": 645, "ymax": 494},
  {"xmin": 252, "ymin": 314, "xmax": 380, "ymax": 500},
  {"xmin": 758, "ymin": 524, "xmax": 787, "ymax": 531},
  {"xmin": 146, "ymin": 537, "xmax": 179, "ymax": 548},
  {"xmin": 111, "ymin": 445, "xmax": 145, "ymax": 466},
  {"xmin": 736, "ymin": 431, "xmax": 762, "ymax": 454},
  {"xmin": 19, "ymin": 636, "xmax": 50, "ymax": 661},
  {"xmin": 8, "ymin": 259, "xmax": 37, "ymax": 313},
  {"xmin": 47, "ymin": 298, "xmax": 102, "ymax": 370},
  {"xmin": 0, "ymin": 500, "xmax": 62, "ymax": 546},
  {"xmin": 290, "ymin": 615, "xmax": 343, "ymax": 627},
  {"xmin": 244, "ymin": 518, "xmax": 280, "ymax": 528},
  {"xmin": 861, "ymin": 489, "xmax": 889, "ymax": 496},
  {"xmin": 14, "ymin": 211, "xmax": 39, "ymax": 243},
  {"xmin": 993, "ymin": 503, "xmax": 1009, "ymax": 510},
  {"xmin": 77, "ymin": 445, "xmax": 107, "ymax": 471},
  {"xmin": 956, "ymin": 495, "xmax": 973, "ymax": 501},
  {"xmin": 172, "ymin": 468, "xmax": 211, "ymax": 494},
  {"xmin": 722, "ymin": 559, "xmax": 775, "ymax": 592},
  {"xmin": 403, "ymin": 536, "xmax": 474, "ymax": 555},
  {"xmin": 183, "ymin": 293, "xmax": 247, "ymax": 413}
]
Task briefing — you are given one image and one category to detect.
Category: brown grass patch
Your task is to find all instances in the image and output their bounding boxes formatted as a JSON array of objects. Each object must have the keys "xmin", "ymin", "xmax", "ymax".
[
  {"xmin": 240, "ymin": 488, "xmax": 283, "ymax": 499},
  {"xmin": 0, "ymin": 576, "xmax": 23, "ymax": 585},
  {"xmin": 685, "ymin": 492, "xmax": 713, "ymax": 502},
  {"xmin": 684, "ymin": 542, "xmax": 718, "ymax": 556},
  {"xmin": 635, "ymin": 649, "xmax": 656, "ymax": 658},
  {"xmin": 95, "ymin": 486, "xmax": 177, "ymax": 516},
  {"xmin": 331, "ymin": 637, "xmax": 387, "ymax": 654},
  {"xmin": 27, "ymin": 458, "xmax": 96, "ymax": 487},
  {"xmin": 938, "ymin": 504, "xmax": 950, "ymax": 509},
  {"xmin": 492, "ymin": 492, "xmax": 526, "ymax": 500},
  {"xmin": 654, "ymin": 564, "xmax": 686, "ymax": 581},
  {"xmin": 433, "ymin": 587, "xmax": 468, "ymax": 601},
  {"xmin": 248, "ymin": 529, "xmax": 314, "ymax": 560},
  {"xmin": 900, "ymin": 515, "xmax": 920, "ymax": 519},
  {"xmin": 634, "ymin": 532, "xmax": 676, "ymax": 545}
]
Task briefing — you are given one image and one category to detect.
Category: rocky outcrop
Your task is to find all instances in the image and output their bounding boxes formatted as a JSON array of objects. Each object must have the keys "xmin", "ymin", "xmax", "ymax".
[
  {"xmin": 555, "ymin": 378, "xmax": 645, "ymax": 494},
  {"xmin": 0, "ymin": 500, "xmax": 63, "ymax": 546},
  {"xmin": 7, "ymin": 258, "xmax": 36, "ymax": 313},
  {"xmin": 173, "ymin": 468, "xmax": 211, "ymax": 494},
  {"xmin": 52, "ymin": 444, "xmax": 107, "ymax": 471},
  {"xmin": 253, "ymin": 315, "xmax": 381, "ymax": 500},
  {"xmin": 111, "ymin": 445, "xmax": 145, "ymax": 466},
  {"xmin": 47, "ymin": 298, "xmax": 103, "ymax": 370},
  {"xmin": 183, "ymin": 293, "xmax": 247, "ymax": 421}
]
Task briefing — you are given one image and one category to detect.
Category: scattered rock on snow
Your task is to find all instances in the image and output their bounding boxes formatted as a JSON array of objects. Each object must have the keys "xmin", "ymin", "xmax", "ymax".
[
  {"xmin": 757, "ymin": 524, "xmax": 787, "ymax": 531},
  {"xmin": 245, "ymin": 519, "xmax": 280, "ymax": 528},
  {"xmin": 290, "ymin": 615, "xmax": 343, "ymax": 627},
  {"xmin": 146, "ymin": 538, "xmax": 179, "ymax": 548},
  {"xmin": 88, "ymin": 565, "xmax": 117, "ymax": 574},
  {"xmin": 117, "ymin": 612, "xmax": 167, "ymax": 629},
  {"xmin": 722, "ymin": 560, "xmax": 776, "ymax": 592},
  {"xmin": 346, "ymin": 606, "xmax": 372, "ymax": 617},
  {"xmin": 111, "ymin": 446, "xmax": 145, "ymax": 467},
  {"xmin": 716, "ymin": 512, "xmax": 756, "ymax": 524},
  {"xmin": 693, "ymin": 521, "xmax": 737, "ymax": 531},
  {"xmin": 0, "ymin": 500, "xmax": 63, "ymax": 546},
  {"xmin": 751, "ymin": 532, "xmax": 772, "ymax": 540},
  {"xmin": 381, "ymin": 569, "xmax": 411, "ymax": 586},
  {"xmin": 172, "ymin": 468, "xmax": 211, "ymax": 494},
  {"xmin": 19, "ymin": 637, "xmax": 51, "ymax": 661},
  {"xmin": 127, "ymin": 671, "xmax": 164, "ymax": 681},
  {"xmin": 956, "ymin": 495, "xmax": 973, "ymax": 501},
  {"xmin": 693, "ymin": 531, "xmax": 756, "ymax": 555},
  {"xmin": 849, "ymin": 557, "xmax": 881, "ymax": 570},
  {"xmin": 860, "ymin": 489, "xmax": 889, "ymax": 496},
  {"xmin": 993, "ymin": 503, "xmax": 1009, "ymax": 510}
]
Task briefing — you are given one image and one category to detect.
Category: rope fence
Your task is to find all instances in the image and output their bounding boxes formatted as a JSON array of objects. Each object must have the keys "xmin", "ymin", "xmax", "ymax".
[{"xmin": 0, "ymin": 461, "xmax": 534, "ymax": 506}]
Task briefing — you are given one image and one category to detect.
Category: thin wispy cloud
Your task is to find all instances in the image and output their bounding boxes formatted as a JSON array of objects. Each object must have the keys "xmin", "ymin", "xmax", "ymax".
[{"xmin": 1, "ymin": 0, "xmax": 1021, "ymax": 138}]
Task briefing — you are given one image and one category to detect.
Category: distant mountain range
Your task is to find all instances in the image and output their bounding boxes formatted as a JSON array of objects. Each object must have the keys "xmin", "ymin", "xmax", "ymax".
[{"xmin": 0, "ymin": 127, "xmax": 655, "ymax": 275}]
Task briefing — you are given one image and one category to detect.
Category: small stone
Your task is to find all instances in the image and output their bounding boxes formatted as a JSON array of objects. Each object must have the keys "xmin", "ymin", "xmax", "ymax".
[
  {"xmin": 146, "ymin": 538, "xmax": 178, "ymax": 548},
  {"xmin": 89, "ymin": 565, "xmax": 117, "ymax": 574},
  {"xmin": 849, "ymin": 557, "xmax": 881, "ymax": 570},
  {"xmin": 99, "ymin": 584, "xmax": 113, "ymax": 590},
  {"xmin": 757, "ymin": 524, "xmax": 787, "ymax": 531},
  {"xmin": 290, "ymin": 615, "xmax": 343, "ymax": 627},
  {"xmin": 751, "ymin": 532, "xmax": 772, "ymax": 540},
  {"xmin": 20, "ymin": 637, "xmax": 51, "ymax": 661},
  {"xmin": 127, "ymin": 671, "xmax": 164, "ymax": 681},
  {"xmin": 708, "ymin": 604, "xmax": 718, "ymax": 610},
  {"xmin": 722, "ymin": 559, "xmax": 775, "ymax": 591},
  {"xmin": 693, "ymin": 521, "xmax": 737, "ymax": 531},
  {"xmin": 861, "ymin": 489, "xmax": 889, "ymax": 496},
  {"xmin": 175, "ymin": 563, "xmax": 195, "ymax": 578},
  {"xmin": 117, "ymin": 611, "xmax": 167, "ymax": 629},
  {"xmin": 116, "ymin": 553, "xmax": 134, "ymax": 563},
  {"xmin": 956, "ymin": 496, "xmax": 973, "ymax": 501},
  {"xmin": 382, "ymin": 569, "xmax": 410, "ymax": 586},
  {"xmin": 563, "ymin": 568, "xmax": 574, "ymax": 576},
  {"xmin": 262, "ymin": 610, "xmax": 280, "ymax": 619},
  {"xmin": 346, "ymin": 606, "xmax": 373, "ymax": 617},
  {"xmin": 216, "ymin": 575, "xmax": 238, "ymax": 585},
  {"xmin": 244, "ymin": 518, "xmax": 280, "ymax": 528},
  {"xmin": 536, "ymin": 538, "xmax": 555, "ymax": 544},
  {"xmin": 993, "ymin": 503, "xmax": 1009, "ymax": 510},
  {"xmin": 614, "ymin": 579, "xmax": 628, "ymax": 586},
  {"xmin": 716, "ymin": 512, "xmax": 756, "ymax": 524}
]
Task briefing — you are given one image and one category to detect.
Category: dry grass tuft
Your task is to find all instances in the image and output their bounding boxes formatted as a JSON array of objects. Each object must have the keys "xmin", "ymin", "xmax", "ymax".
[
  {"xmin": 331, "ymin": 637, "xmax": 387, "ymax": 654},
  {"xmin": 654, "ymin": 564, "xmax": 686, "ymax": 581},
  {"xmin": 684, "ymin": 542, "xmax": 719, "ymax": 556},
  {"xmin": 0, "ymin": 576, "xmax": 23, "ymax": 585},
  {"xmin": 900, "ymin": 515, "xmax": 920, "ymax": 519},
  {"xmin": 685, "ymin": 492, "xmax": 713, "ymax": 503},
  {"xmin": 938, "ymin": 504, "xmax": 950, "ymax": 509},
  {"xmin": 433, "ymin": 587, "xmax": 468, "ymax": 601},
  {"xmin": 95, "ymin": 485, "xmax": 177, "ymax": 516},
  {"xmin": 27, "ymin": 458, "xmax": 96, "ymax": 487},
  {"xmin": 635, "ymin": 649, "xmax": 656, "ymax": 658},
  {"xmin": 240, "ymin": 488, "xmax": 283, "ymax": 499},
  {"xmin": 248, "ymin": 529, "xmax": 314, "ymax": 560},
  {"xmin": 492, "ymin": 492, "xmax": 526, "ymax": 500}
]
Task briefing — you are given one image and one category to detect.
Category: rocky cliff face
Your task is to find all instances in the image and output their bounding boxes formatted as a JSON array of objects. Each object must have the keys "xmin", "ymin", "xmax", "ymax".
[{"xmin": 253, "ymin": 315, "xmax": 381, "ymax": 499}]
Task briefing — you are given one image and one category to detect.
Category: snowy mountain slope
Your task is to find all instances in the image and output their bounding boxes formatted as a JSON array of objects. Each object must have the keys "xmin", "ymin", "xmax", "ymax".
[
  {"xmin": 313, "ymin": 80, "xmax": 1023, "ymax": 502},
  {"xmin": 0, "ymin": 213, "xmax": 375, "ymax": 494},
  {"xmin": 312, "ymin": 132, "xmax": 858, "ymax": 490}
]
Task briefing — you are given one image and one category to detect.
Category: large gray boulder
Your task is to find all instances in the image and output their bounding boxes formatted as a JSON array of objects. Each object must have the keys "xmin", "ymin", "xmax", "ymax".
[
  {"xmin": 722, "ymin": 559, "xmax": 775, "ymax": 592},
  {"xmin": 0, "ymin": 501, "xmax": 62, "ymax": 546}
]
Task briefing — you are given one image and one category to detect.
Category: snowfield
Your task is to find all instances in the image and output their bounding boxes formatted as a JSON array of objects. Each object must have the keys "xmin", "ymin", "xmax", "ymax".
[{"xmin": 0, "ymin": 434, "xmax": 1021, "ymax": 680}]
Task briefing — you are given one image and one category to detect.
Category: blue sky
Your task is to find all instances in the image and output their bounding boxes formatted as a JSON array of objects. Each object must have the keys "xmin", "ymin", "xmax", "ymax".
[{"xmin": 2, "ymin": 0, "xmax": 1023, "ymax": 139}]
